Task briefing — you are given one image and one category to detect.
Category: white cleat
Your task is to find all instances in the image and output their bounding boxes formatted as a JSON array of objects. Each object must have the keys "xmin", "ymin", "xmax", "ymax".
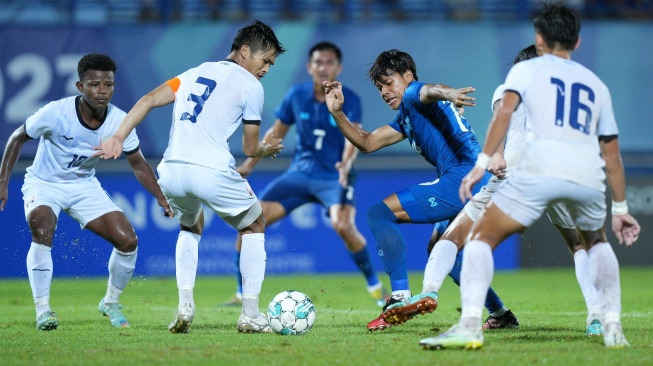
[
  {"xmin": 169, "ymin": 303, "xmax": 194, "ymax": 334},
  {"xmin": 237, "ymin": 312, "xmax": 272, "ymax": 333},
  {"xmin": 603, "ymin": 321, "xmax": 630, "ymax": 348}
]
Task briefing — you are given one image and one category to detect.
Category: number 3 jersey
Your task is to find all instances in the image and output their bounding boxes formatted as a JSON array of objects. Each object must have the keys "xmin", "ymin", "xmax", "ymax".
[
  {"xmin": 24, "ymin": 96, "xmax": 139, "ymax": 183},
  {"xmin": 163, "ymin": 60, "xmax": 264, "ymax": 171},
  {"xmin": 504, "ymin": 54, "xmax": 619, "ymax": 192}
]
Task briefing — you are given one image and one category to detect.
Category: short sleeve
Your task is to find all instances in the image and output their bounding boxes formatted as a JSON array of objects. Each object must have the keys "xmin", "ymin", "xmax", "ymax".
[
  {"xmin": 503, "ymin": 62, "xmax": 532, "ymax": 103},
  {"xmin": 387, "ymin": 113, "xmax": 405, "ymax": 135},
  {"xmin": 491, "ymin": 84, "xmax": 507, "ymax": 112},
  {"xmin": 274, "ymin": 87, "xmax": 296, "ymax": 126},
  {"xmin": 242, "ymin": 81, "xmax": 263, "ymax": 125},
  {"xmin": 25, "ymin": 101, "xmax": 58, "ymax": 139},
  {"xmin": 123, "ymin": 128, "xmax": 140, "ymax": 154},
  {"xmin": 596, "ymin": 82, "xmax": 618, "ymax": 137}
]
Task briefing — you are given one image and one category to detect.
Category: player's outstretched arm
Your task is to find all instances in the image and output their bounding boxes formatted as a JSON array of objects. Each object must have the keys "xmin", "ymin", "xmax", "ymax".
[
  {"xmin": 600, "ymin": 136, "xmax": 640, "ymax": 247},
  {"xmin": 237, "ymin": 120, "xmax": 289, "ymax": 178},
  {"xmin": 0, "ymin": 125, "xmax": 31, "ymax": 211},
  {"xmin": 125, "ymin": 149, "xmax": 174, "ymax": 218},
  {"xmin": 94, "ymin": 82, "xmax": 175, "ymax": 160},
  {"xmin": 323, "ymin": 80, "xmax": 403, "ymax": 153},
  {"xmin": 242, "ymin": 124, "xmax": 284, "ymax": 158},
  {"xmin": 420, "ymin": 84, "xmax": 476, "ymax": 108}
]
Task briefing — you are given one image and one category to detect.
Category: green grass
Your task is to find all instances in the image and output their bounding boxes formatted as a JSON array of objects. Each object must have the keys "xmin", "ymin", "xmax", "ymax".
[{"xmin": 1, "ymin": 268, "xmax": 652, "ymax": 365}]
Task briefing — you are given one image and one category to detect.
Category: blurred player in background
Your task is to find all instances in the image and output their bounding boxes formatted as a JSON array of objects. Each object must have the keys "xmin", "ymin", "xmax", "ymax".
[
  {"xmin": 421, "ymin": 3, "xmax": 640, "ymax": 350},
  {"xmin": 324, "ymin": 49, "xmax": 512, "ymax": 331},
  {"xmin": 0, "ymin": 53, "xmax": 172, "ymax": 331},
  {"xmin": 221, "ymin": 41, "xmax": 389, "ymax": 308},
  {"xmin": 94, "ymin": 20, "xmax": 286, "ymax": 334}
]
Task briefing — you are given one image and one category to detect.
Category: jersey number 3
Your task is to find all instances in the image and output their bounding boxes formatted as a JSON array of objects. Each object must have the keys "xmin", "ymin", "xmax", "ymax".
[
  {"xmin": 181, "ymin": 77, "xmax": 217, "ymax": 123},
  {"xmin": 551, "ymin": 78, "xmax": 594, "ymax": 135}
]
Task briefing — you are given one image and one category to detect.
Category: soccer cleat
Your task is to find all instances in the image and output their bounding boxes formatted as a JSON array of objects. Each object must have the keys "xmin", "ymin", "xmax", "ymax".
[
  {"xmin": 603, "ymin": 322, "xmax": 630, "ymax": 348},
  {"xmin": 35, "ymin": 311, "xmax": 59, "ymax": 331},
  {"xmin": 482, "ymin": 309, "xmax": 519, "ymax": 329},
  {"xmin": 98, "ymin": 299, "xmax": 130, "ymax": 328},
  {"xmin": 237, "ymin": 312, "xmax": 273, "ymax": 333},
  {"xmin": 370, "ymin": 286, "xmax": 391, "ymax": 308},
  {"xmin": 169, "ymin": 303, "xmax": 194, "ymax": 334},
  {"xmin": 420, "ymin": 324, "xmax": 484, "ymax": 350},
  {"xmin": 219, "ymin": 294, "xmax": 243, "ymax": 307},
  {"xmin": 382, "ymin": 291, "xmax": 438, "ymax": 325},
  {"xmin": 586, "ymin": 319, "xmax": 604, "ymax": 337},
  {"xmin": 367, "ymin": 297, "xmax": 402, "ymax": 331}
]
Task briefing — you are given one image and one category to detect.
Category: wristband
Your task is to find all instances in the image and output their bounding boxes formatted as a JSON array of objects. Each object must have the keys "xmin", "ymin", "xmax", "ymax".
[
  {"xmin": 611, "ymin": 200, "xmax": 628, "ymax": 216},
  {"xmin": 475, "ymin": 152, "xmax": 491, "ymax": 170}
]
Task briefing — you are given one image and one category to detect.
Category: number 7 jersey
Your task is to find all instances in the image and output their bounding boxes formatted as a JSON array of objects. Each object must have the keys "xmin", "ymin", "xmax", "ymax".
[
  {"xmin": 163, "ymin": 60, "xmax": 264, "ymax": 171},
  {"xmin": 504, "ymin": 54, "xmax": 619, "ymax": 192}
]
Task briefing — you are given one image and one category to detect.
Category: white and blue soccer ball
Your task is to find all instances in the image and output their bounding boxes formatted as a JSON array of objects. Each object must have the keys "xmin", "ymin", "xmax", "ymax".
[{"xmin": 267, "ymin": 290, "xmax": 316, "ymax": 335}]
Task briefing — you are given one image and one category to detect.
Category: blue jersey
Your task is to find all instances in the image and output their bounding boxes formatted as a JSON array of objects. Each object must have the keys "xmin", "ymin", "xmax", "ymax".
[
  {"xmin": 275, "ymin": 82, "xmax": 362, "ymax": 179},
  {"xmin": 388, "ymin": 81, "xmax": 480, "ymax": 177}
]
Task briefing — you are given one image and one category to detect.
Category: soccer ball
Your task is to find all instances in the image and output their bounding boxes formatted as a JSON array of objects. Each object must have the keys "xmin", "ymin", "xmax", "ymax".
[{"xmin": 267, "ymin": 290, "xmax": 316, "ymax": 335}]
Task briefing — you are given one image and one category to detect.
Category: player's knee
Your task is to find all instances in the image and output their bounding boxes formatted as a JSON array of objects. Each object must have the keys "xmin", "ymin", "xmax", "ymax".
[
  {"xmin": 367, "ymin": 201, "xmax": 396, "ymax": 223},
  {"xmin": 115, "ymin": 233, "xmax": 138, "ymax": 253}
]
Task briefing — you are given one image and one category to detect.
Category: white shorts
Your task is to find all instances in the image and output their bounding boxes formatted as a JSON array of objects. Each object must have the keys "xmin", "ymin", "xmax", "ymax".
[
  {"xmin": 22, "ymin": 176, "xmax": 122, "ymax": 228},
  {"xmin": 157, "ymin": 161, "xmax": 261, "ymax": 230},
  {"xmin": 545, "ymin": 202, "xmax": 576, "ymax": 229},
  {"xmin": 464, "ymin": 175, "xmax": 503, "ymax": 222},
  {"xmin": 491, "ymin": 172, "xmax": 606, "ymax": 231}
]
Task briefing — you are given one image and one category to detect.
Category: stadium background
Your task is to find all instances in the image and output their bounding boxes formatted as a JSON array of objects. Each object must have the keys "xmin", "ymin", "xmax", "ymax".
[{"xmin": 0, "ymin": 0, "xmax": 651, "ymax": 278}]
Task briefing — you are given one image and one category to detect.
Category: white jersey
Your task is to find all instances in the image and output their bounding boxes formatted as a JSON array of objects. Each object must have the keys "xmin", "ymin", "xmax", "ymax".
[
  {"xmin": 25, "ymin": 96, "xmax": 139, "ymax": 183},
  {"xmin": 163, "ymin": 60, "xmax": 264, "ymax": 171},
  {"xmin": 504, "ymin": 54, "xmax": 618, "ymax": 191},
  {"xmin": 492, "ymin": 84, "xmax": 527, "ymax": 175}
]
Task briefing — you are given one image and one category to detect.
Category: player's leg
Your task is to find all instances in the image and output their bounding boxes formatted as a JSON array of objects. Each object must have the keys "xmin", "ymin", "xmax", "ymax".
[{"xmin": 547, "ymin": 204, "xmax": 603, "ymax": 335}]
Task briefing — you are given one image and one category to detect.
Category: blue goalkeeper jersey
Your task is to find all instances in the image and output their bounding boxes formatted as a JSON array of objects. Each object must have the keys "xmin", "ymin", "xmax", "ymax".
[
  {"xmin": 275, "ymin": 82, "xmax": 362, "ymax": 179},
  {"xmin": 388, "ymin": 81, "xmax": 481, "ymax": 177}
]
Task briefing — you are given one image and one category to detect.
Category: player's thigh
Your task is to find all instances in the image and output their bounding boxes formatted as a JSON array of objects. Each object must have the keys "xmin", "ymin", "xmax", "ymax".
[
  {"xmin": 85, "ymin": 211, "xmax": 138, "ymax": 252},
  {"xmin": 463, "ymin": 175, "xmax": 503, "ymax": 222},
  {"xmin": 469, "ymin": 201, "xmax": 525, "ymax": 247},
  {"xmin": 66, "ymin": 178, "xmax": 125, "ymax": 228},
  {"xmin": 22, "ymin": 179, "xmax": 64, "ymax": 244},
  {"xmin": 441, "ymin": 211, "xmax": 475, "ymax": 248},
  {"xmin": 260, "ymin": 171, "xmax": 314, "ymax": 214},
  {"xmin": 260, "ymin": 201, "xmax": 287, "ymax": 225},
  {"xmin": 157, "ymin": 161, "xmax": 205, "ymax": 228}
]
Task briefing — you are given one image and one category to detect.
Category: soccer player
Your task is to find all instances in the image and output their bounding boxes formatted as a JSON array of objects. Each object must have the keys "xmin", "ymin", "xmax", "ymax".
[
  {"xmin": 94, "ymin": 20, "xmax": 286, "ymax": 334},
  {"xmin": 323, "ymin": 49, "xmax": 507, "ymax": 331},
  {"xmin": 421, "ymin": 3, "xmax": 640, "ymax": 350},
  {"xmin": 0, "ymin": 53, "xmax": 173, "ymax": 331},
  {"xmin": 389, "ymin": 45, "xmax": 605, "ymax": 336},
  {"xmin": 221, "ymin": 41, "xmax": 389, "ymax": 308}
]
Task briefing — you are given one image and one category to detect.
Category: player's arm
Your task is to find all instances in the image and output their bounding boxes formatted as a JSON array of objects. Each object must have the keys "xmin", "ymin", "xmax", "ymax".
[
  {"xmin": 323, "ymin": 81, "xmax": 403, "ymax": 153},
  {"xmin": 336, "ymin": 122, "xmax": 361, "ymax": 187},
  {"xmin": 242, "ymin": 123, "xmax": 284, "ymax": 159},
  {"xmin": 238, "ymin": 120, "xmax": 289, "ymax": 178},
  {"xmin": 487, "ymin": 100, "xmax": 507, "ymax": 178},
  {"xmin": 0, "ymin": 125, "xmax": 31, "ymax": 210},
  {"xmin": 95, "ymin": 82, "xmax": 175, "ymax": 160},
  {"xmin": 125, "ymin": 148, "xmax": 174, "ymax": 218},
  {"xmin": 420, "ymin": 84, "xmax": 476, "ymax": 108},
  {"xmin": 600, "ymin": 135, "xmax": 640, "ymax": 247}
]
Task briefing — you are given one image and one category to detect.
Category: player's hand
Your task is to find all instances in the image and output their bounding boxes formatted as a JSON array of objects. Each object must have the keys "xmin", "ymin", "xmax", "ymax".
[
  {"xmin": 323, "ymin": 81, "xmax": 344, "ymax": 113},
  {"xmin": 449, "ymin": 87, "xmax": 476, "ymax": 108},
  {"xmin": 93, "ymin": 136, "xmax": 123, "ymax": 160},
  {"xmin": 612, "ymin": 213, "xmax": 640, "ymax": 247},
  {"xmin": 487, "ymin": 153, "xmax": 507, "ymax": 179},
  {"xmin": 335, "ymin": 161, "xmax": 350, "ymax": 188},
  {"xmin": 157, "ymin": 197, "xmax": 175, "ymax": 218},
  {"xmin": 459, "ymin": 166, "xmax": 486, "ymax": 203},
  {"xmin": 262, "ymin": 133, "xmax": 283, "ymax": 158}
]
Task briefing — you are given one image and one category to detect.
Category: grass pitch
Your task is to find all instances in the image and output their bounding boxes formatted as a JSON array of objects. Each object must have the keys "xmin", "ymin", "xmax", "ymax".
[{"xmin": 1, "ymin": 267, "xmax": 652, "ymax": 365}]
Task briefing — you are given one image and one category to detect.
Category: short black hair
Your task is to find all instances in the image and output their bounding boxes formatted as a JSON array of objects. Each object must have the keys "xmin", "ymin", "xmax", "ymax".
[
  {"xmin": 308, "ymin": 41, "xmax": 342, "ymax": 63},
  {"xmin": 513, "ymin": 44, "xmax": 538, "ymax": 64},
  {"xmin": 533, "ymin": 2, "xmax": 581, "ymax": 51},
  {"xmin": 77, "ymin": 53, "xmax": 116, "ymax": 81},
  {"xmin": 367, "ymin": 49, "xmax": 418, "ymax": 84},
  {"xmin": 231, "ymin": 20, "xmax": 287, "ymax": 56}
]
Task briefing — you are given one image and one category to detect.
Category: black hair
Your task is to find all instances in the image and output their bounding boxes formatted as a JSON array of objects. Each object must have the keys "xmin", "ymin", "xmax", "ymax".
[
  {"xmin": 367, "ymin": 49, "xmax": 418, "ymax": 84},
  {"xmin": 77, "ymin": 53, "xmax": 116, "ymax": 81},
  {"xmin": 308, "ymin": 41, "xmax": 342, "ymax": 63},
  {"xmin": 533, "ymin": 2, "xmax": 581, "ymax": 51},
  {"xmin": 513, "ymin": 44, "xmax": 538, "ymax": 64},
  {"xmin": 231, "ymin": 20, "xmax": 287, "ymax": 56}
]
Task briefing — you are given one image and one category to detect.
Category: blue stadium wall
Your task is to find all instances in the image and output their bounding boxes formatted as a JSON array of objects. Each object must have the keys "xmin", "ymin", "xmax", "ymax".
[{"xmin": 1, "ymin": 22, "xmax": 651, "ymax": 277}]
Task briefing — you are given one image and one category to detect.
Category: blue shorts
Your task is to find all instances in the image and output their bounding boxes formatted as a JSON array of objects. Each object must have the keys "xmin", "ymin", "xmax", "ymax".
[
  {"xmin": 260, "ymin": 170, "xmax": 355, "ymax": 214},
  {"xmin": 396, "ymin": 165, "xmax": 491, "ymax": 224}
]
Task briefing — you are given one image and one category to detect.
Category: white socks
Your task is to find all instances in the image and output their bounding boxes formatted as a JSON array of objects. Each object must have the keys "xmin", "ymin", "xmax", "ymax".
[
  {"xmin": 104, "ymin": 247, "xmax": 138, "ymax": 303},
  {"xmin": 460, "ymin": 240, "xmax": 494, "ymax": 329},
  {"xmin": 240, "ymin": 233, "xmax": 266, "ymax": 318},
  {"xmin": 422, "ymin": 240, "xmax": 458, "ymax": 294},
  {"xmin": 176, "ymin": 231, "xmax": 201, "ymax": 310},
  {"xmin": 573, "ymin": 249, "xmax": 603, "ymax": 325},
  {"xmin": 588, "ymin": 242, "xmax": 622, "ymax": 321},
  {"xmin": 26, "ymin": 243, "xmax": 53, "ymax": 319}
]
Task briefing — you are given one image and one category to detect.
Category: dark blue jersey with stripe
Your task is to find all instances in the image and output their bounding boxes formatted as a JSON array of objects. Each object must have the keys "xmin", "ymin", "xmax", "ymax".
[
  {"xmin": 388, "ymin": 81, "xmax": 481, "ymax": 177},
  {"xmin": 275, "ymin": 82, "xmax": 362, "ymax": 179}
]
